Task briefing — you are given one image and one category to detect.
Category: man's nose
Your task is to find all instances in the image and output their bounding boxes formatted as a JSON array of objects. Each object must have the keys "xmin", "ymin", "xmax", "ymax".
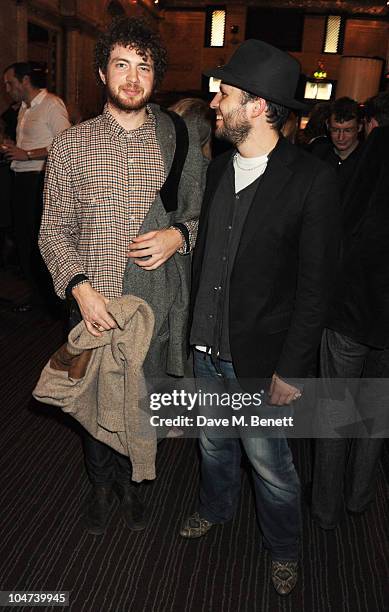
[
  {"xmin": 210, "ymin": 92, "xmax": 221, "ymax": 110},
  {"xmin": 126, "ymin": 67, "xmax": 139, "ymax": 83}
]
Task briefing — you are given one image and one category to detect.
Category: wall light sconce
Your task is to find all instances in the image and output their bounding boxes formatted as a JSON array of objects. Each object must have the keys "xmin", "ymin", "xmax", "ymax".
[{"xmin": 229, "ymin": 24, "xmax": 240, "ymax": 45}]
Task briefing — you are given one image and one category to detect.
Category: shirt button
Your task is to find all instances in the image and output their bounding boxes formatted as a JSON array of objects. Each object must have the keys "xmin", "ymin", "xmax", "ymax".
[
  {"xmin": 235, "ymin": 194, "xmax": 240, "ymax": 200},
  {"xmin": 227, "ymin": 225, "xmax": 232, "ymax": 230},
  {"xmin": 222, "ymin": 256, "xmax": 227, "ymax": 261},
  {"xmin": 208, "ymin": 314, "xmax": 214, "ymax": 319}
]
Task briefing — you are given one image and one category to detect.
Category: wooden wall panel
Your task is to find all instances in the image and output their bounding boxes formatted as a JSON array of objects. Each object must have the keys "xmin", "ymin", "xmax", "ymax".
[
  {"xmin": 302, "ymin": 15, "xmax": 325, "ymax": 53},
  {"xmin": 343, "ymin": 20, "xmax": 388, "ymax": 58},
  {"xmin": 0, "ymin": 0, "xmax": 25, "ymax": 114},
  {"xmin": 160, "ymin": 12, "xmax": 206, "ymax": 92}
]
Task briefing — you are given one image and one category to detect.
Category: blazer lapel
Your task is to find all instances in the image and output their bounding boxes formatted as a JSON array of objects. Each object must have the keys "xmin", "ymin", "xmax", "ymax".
[
  {"xmin": 192, "ymin": 152, "xmax": 233, "ymax": 286},
  {"xmin": 199, "ymin": 151, "xmax": 234, "ymax": 236}
]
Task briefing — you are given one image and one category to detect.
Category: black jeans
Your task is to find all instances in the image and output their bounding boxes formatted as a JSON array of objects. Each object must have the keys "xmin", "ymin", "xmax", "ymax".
[
  {"xmin": 68, "ymin": 301, "xmax": 132, "ymax": 486},
  {"xmin": 312, "ymin": 329, "xmax": 387, "ymax": 527}
]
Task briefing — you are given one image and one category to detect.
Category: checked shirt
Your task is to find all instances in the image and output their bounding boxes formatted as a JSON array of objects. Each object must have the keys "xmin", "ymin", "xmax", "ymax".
[{"xmin": 40, "ymin": 105, "xmax": 181, "ymax": 300}]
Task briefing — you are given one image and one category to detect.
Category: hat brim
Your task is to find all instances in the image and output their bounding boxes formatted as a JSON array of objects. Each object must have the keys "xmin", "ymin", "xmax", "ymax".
[{"xmin": 204, "ymin": 67, "xmax": 308, "ymax": 112}]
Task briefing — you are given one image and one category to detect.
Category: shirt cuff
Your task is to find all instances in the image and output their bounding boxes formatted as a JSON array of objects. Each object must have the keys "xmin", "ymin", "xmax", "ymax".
[
  {"xmin": 65, "ymin": 274, "xmax": 89, "ymax": 299},
  {"xmin": 170, "ymin": 223, "xmax": 190, "ymax": 255}
]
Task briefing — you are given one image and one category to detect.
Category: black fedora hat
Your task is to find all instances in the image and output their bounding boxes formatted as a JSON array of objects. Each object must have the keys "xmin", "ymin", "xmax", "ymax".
[{"xmin": 204, "ymin": 39, "xmax": 306, "ymax": 111}]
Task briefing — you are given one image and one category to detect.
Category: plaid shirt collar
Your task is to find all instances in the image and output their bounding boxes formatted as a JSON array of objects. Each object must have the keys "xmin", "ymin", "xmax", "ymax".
[{"xmin": 102, "ymin": 103, "xmax": 156, "ymax": 142}]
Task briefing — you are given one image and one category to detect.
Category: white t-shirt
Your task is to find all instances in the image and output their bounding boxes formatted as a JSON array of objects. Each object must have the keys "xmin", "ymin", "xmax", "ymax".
[{"xmin": 233, "ymin": 152, "xmax": 268, "ymax": 193}]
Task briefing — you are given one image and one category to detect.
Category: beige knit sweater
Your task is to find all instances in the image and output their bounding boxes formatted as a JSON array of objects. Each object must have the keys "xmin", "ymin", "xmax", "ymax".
[{"xmin": 33, "ymin": 295, "xmax": 156, "ymax": 482}]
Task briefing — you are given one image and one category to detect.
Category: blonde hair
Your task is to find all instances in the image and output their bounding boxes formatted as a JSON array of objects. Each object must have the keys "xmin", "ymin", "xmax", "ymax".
[{"xmin": 169, "ymin": 98, "xmax": 212, "ymax": 148}]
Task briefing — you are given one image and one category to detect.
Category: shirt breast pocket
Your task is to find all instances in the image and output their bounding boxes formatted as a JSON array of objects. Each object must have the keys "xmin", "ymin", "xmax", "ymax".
[{"xmin": 75, "ymin": 185, "xmax": 112, "ymax": 224}]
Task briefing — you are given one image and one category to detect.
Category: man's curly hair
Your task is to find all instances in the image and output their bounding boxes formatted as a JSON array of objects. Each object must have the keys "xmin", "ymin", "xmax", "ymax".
[{"xmin": 94, "ymin": 17, "xmax": 167, "ymax": 87}]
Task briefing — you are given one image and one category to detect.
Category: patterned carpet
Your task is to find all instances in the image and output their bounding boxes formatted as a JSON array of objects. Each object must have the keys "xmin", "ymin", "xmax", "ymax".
[{"xmin": 0, "ymin": 269, "xmax": 388, "ymax": 612}]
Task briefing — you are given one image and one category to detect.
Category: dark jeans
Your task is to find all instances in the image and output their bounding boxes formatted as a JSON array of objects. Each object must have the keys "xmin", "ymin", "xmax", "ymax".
[
  {"xmin": 69, "ymin": 301, "xmax": 132, "ymax": 486},
  {"xmin": 194, "ymin": 350, "xmax": 302, "ymax": 561},
  {"xmin": 312, "ymin": 329, "xmax": 387, "ymax": 527}
]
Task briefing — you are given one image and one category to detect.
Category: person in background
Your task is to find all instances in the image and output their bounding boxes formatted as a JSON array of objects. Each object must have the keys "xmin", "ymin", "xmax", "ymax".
[
  {"xmin": 281, "ymin": 110, "xmax": 299, "ymax": 143},
  {"xmin": 0, "ymin": 100, "xmax": 22, "ymax": 269},
  {"xmin": 310, "ymin": 97, "xmax": 363, "ymax": 199},
  {"xmin": 2, "ymin": 62, "xmax": 70, "ymax": 312},
  {"xmin": 169, "ymin": 97, "xmax": 213, "ymax": 159},
  {"xmin": 363, "ymin": 91, "xmax": 389, "ymax": 137},
  {"xmin": 0, "ymin": 117, "xmax": 14, "ymax": 270},
  {"xmin": 1, "ymin": 99, "xmax": 20, "ymax": 142},
  {"xmin": 0, "ymin": 99, "xmax": 21, "ymax": 270},
  {"xmin": 311, "ymin": 91, "xmax": 389, "ymax": 530},
  {"xmin": 297, "ymin": 101, "xmax": 330, "ymax": 151}
]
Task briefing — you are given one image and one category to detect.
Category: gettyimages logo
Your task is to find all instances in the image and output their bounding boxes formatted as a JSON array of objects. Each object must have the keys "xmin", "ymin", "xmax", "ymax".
[{"xmin": 149, "ymin": 389, "xmax": 265, "ymax": 411}]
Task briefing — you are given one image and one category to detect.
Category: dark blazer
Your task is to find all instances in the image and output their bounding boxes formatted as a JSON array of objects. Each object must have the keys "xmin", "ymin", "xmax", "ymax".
[
  {"xmin": 190, "ymin": 136, "xmax": 340, "ymax": 380},
  {"xmin": 328, "ymin": 126, "xmax": 389, "ymax": 348}
]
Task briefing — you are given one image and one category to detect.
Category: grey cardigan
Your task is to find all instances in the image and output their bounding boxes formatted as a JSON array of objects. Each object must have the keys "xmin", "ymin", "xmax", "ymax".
[{"xmin": 122, "ymin": 104, "xmax": 207, "ymax": 378}]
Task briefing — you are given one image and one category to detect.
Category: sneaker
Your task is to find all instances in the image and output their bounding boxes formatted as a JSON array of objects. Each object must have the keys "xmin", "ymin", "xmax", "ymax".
[
  {"xmin": 179, "ymin": 512, "xmax": 214, "ymax": 538},
  {"xmin": 84, "ymin": 485, "xmax": 114, "ymax": 535},
  {"xmin": 271, "ymin": 560, "xmax": 298, "ymax": 596}
]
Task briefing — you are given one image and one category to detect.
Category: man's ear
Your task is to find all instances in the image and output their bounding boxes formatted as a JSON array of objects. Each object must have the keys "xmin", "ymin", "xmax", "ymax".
[
  {"xmin": 98, "ymin": 68, "xmax": 106, "ymax": 85},
  {"xmin": 252, "ymin": 98, "xmax": 266, "ymax": 118},
  {"xmin": 371, "ymin": 117, "xmax": 379, "ymax": 130}
]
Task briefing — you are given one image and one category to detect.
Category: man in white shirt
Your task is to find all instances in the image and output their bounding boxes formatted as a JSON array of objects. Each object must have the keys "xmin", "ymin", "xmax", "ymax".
[{"xmin": 2, "ymin": 62, "xmax": 70, "ymax": 312}]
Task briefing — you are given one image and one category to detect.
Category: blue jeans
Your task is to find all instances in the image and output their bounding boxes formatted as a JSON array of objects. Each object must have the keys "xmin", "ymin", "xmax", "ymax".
[{"xmin": 194, "ymin": 350, "xmax": 301, "ymax": 562}]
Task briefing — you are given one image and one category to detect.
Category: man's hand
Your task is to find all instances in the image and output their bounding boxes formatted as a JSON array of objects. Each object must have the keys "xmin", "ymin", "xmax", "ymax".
[
  {"xmin": 127, "ymin": 228, "xmax": 183, "ymax": 271},
  {"xmin": 268, "ymin": 373, "xmax": 302, "ymax": 406},
  {"xmin": 2, "ymin": 144, "xmax": 28, "ymax": 161},
  {"xmin": 72, "ymin": 282, "xmax": 117, "ymax": 337}
]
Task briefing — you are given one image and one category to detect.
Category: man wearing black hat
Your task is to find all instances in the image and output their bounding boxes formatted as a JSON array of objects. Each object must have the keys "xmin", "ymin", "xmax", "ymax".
[{"xmin": 179, "ymin": 39, "xmax": 340, "ymax": 596}]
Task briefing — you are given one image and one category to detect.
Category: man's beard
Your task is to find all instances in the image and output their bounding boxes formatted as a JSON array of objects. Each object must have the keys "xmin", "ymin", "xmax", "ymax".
[
  {"xmin": 216, "ymin": 106, "xmax": 251, "ymax": 146},
  {"xmin": 106, "ymin": 84, "xmax": 152, "ymax": 113}
]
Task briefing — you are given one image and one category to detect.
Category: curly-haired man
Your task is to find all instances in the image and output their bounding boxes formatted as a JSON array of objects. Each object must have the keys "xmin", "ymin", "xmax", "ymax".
[{"xmin": 39, "ymin": 17, "xmax": 206, "ymax": 535}]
